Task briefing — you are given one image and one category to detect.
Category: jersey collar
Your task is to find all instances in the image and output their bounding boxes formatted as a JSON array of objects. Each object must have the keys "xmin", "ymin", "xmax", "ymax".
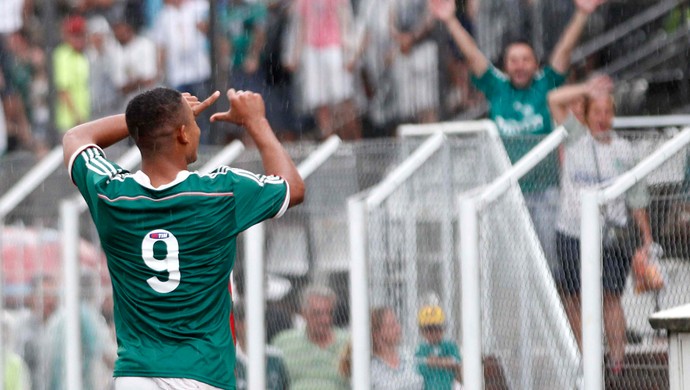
[{"xmin": 131, "ymin": 170, "xmax": 191, "ymax": 190}]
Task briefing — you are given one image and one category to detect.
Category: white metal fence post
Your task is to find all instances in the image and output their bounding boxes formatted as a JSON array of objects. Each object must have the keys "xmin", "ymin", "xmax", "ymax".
[
  {"xmin": 244, "ymin": 223, "xmax": 266, "ymax": 390},
  {"xmin": 60, "ymin": 199, "xmax": 82, "ymax": 390},
  {"xmin": 581, "ymin": 189, "xmax": 603, "ymax": 390},
  {"xmin": 460, "ymin": 196, "xmax": 483, "ymax": 390},
  {"xmin": 348, "ymin": 196, "xmax": 371, "ymax": 390}
]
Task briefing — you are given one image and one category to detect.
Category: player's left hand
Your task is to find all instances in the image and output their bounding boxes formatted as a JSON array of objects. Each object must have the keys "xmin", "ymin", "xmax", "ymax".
[
  {"xmin": 183, "ymin": 91, "xmax": 221, "ymax": 117},
  {"xmin": 210, "ymin": 89, "xmax": 266, "ymax": 127}
]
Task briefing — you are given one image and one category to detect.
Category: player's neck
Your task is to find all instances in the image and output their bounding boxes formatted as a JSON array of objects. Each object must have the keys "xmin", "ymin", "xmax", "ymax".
[{"xmin": 141, "ymin": 157, "xmax": 188, "ymax": 188}]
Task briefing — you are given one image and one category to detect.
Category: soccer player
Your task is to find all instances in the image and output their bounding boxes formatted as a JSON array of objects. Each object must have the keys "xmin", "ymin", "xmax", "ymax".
[{"xmin": 62, "ymin": 87, "xmax": 305, "ymax": 390}]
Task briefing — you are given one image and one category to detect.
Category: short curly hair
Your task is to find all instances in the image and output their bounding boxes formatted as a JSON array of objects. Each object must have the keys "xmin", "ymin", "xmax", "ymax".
[{"xmin": 125, "ymin": 87, "xmax": 186, "ymax": 152}]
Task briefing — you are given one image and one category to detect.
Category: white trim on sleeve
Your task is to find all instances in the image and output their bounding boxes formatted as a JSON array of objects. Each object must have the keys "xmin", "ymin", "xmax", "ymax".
[
  {"xmin": 68, "ymin": 144, "xmax": 104, "ymax": 184},
  {"xmin": 272, "ymin": 181, "xmax": 290, "ymax": 219}
]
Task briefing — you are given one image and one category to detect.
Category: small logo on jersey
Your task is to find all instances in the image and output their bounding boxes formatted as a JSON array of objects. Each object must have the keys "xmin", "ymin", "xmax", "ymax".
[{"xmin": 149, "ymin": 232, "xmax": 169, "ymax": 239}]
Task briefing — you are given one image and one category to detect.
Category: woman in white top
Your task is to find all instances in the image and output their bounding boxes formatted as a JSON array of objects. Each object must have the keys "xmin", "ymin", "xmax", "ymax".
[
  {"xmin": 548, "ymin": 76, "xmax": 653, "ymax": 375},
  {"xmin": 370, "ymin": 307, "xmax": 423, "ymax": 390}
]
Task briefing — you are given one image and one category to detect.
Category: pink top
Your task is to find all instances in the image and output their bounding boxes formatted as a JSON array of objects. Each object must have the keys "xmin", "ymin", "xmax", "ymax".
[{"xmin": 297, "ymin": 0, "xmax": 346, "ymax": 48}]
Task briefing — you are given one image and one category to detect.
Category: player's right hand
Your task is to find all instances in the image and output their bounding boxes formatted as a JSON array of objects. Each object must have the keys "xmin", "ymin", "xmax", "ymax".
[{"xmin": 183, "ymin": 91, "xmax": 221, "ymax": 117}]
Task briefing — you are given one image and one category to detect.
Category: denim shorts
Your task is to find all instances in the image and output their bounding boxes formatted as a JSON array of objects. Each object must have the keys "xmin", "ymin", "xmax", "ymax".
[{"xmin": 555, "ymin": 231, "xmax": 632, "ymax": 295}]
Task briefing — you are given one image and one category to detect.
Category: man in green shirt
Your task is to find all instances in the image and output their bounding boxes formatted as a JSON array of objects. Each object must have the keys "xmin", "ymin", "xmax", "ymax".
[
  {"xmin": 62, "ymin": 87, "xmax": 305, "ymax": 390},
  {"xmin": 429, "ymin": 0, "xmax": 605, "ymax": 267},
  {"xmin": 272, "ymin": 285, "xmax": 349, "ymax": 390}
]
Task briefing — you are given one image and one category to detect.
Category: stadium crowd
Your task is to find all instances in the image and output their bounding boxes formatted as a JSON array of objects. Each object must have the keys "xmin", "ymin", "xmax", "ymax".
[{"xmin": 0, "ymin": 0, "xmax": 643, "ymax": 157}]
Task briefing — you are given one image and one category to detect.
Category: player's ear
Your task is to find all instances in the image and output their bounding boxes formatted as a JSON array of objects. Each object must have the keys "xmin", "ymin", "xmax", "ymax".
[{"xmin": 177, "ymin": 124, "xmax": 189, "ymax": 144}]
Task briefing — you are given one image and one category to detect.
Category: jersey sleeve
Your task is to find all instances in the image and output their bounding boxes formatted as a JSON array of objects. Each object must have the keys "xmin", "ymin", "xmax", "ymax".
[
  {"xmin": 68, "ymin": 144, "xmax": 127, "ymax": 211},
  {"xmin": 226, "ymin": 167, "xmax": 290, "ymax": 232},
  {"xmin": 471, "ymin": 64, "xmax": 505, "ymax": 99},
  {"xmin": 542, "ymin": 65, "xmax": 567, "ymax": 90}
]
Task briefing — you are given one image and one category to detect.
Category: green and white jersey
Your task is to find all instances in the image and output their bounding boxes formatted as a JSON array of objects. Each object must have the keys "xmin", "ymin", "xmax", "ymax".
[{"xmin": 69, "ymin": 144, "xmax": 290, "ymax": 390}]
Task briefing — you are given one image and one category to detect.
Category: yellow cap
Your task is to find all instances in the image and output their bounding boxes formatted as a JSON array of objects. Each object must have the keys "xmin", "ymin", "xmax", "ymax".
[{"xmin": 418, "ymin": 305, "xmax": 445, "ymax": 327}]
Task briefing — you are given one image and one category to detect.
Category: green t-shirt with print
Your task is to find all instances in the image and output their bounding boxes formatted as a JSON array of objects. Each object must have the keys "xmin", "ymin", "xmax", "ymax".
[{"xmin": 472, "ymin": 65, "xmax": 566, "ymax": 192}]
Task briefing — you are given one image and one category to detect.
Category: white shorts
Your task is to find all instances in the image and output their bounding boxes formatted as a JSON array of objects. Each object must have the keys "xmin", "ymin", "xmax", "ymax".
[
  {"xmin": 114, "ymin": 377, "xmax": 223, "ymax": 390},
  {"xmin": 301, "ymin": 45, "xmax": 354, "ymax": 110},
  {"xmin": 392, "ymin": 41, "xmax": 439, "ymax": 119}
]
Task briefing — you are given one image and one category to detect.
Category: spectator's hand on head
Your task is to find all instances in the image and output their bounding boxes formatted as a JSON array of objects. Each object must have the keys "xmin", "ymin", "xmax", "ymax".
[
  {"xmin": 575, "ymin": 0, "xmax": 606, "ymax": 14},
  {"xmin": 183, "ymin": 91, "xmax": 221, "ymax": 117},
  {"xmin": 428, "ymin": 0, "xmax": 456, "ymax": 23},
  {"xmin": 586, "ymin": 74, "xmax": 614, "ymax": 98},
  {"xmin": 211, "ymin": 89, "xmax": 266, "ymax": 127}
]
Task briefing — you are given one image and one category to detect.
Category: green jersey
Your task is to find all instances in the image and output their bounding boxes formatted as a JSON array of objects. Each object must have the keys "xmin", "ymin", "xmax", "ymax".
[
  {"xmin": 69, "ymin": 145, "xmax": 289, "ymax": 389},
  {"xmin": 472, "ymin": 65, "xmax": 566, "ymax": 192},
  {"xmin": 415, "ymin": 340, "xmax": 461, "ymax": 390}
]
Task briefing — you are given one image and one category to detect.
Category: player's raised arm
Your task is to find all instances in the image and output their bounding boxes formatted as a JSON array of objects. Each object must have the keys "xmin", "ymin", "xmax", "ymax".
[
  {"xmin": 549, "ymin": 0, "xmax": 606, "ymax": 74},
  {"xmin": 211, "ymin": 89, "xmax": 305, "ymax": 207},
  {"xmin": 62, "ymin": 91, "xmax": 221, "ymax": 168},
  {"xmin": 62, "ymin": 114, "xmax": 130, "ymax": 167},
  {"xmin": 428, "ymin": 0, "xmax": 488, "ymax": 77}
]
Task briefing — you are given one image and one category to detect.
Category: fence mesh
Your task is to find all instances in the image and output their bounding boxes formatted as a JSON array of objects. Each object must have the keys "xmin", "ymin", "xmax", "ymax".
[
  {"xmin": 473, "ymin": 128, "xmax": 690, "ymax": 390},
  {"xmin": 478, "ymin": 139, "xmax": 579, "ymax": 389},
  {"xmin": 363, "ymin": 132, "xmax": 501, "ymax": 387},
  {"xmin": 2, "ymin": 127, "xmax": 690, "ymax": 389}
]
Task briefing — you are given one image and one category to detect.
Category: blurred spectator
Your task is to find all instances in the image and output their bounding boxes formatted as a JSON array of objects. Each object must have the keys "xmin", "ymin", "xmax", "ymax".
[
  {"xmin": 64, "ymin": 0, "xmax": 126, "ymax": 23},
  {"xmin": 149, "ymin": 0, "xmax": 210, "ymax": 96},
  {"xmin": 0, "ymin": 0, "xmax": 32, "ymax": 37},
  {"xmin": 42, "ymin": 271, "xmax": 116, "ymax": 390},
  {"xmin": 356, "ymin": 0, "xmax": 397, "ymax": 137},
  {"xmin": 111, "ymin": 15, "xmax": 159, "ymax": 110},
  {"xmin": 1, "ymin": 33, "xmax": 47, "ymax": 155},
  {"xmin": 0, "ymin": 314, "xmax": 31, "ymax": 390},
  {"xmin": 86, "ymin": 16, "xmax": 119, "ymax": 119},
  {"xmin": 390, "ymin": 0, "xmax": 439, "ymax": 124},
  {"xmin": 288, "ymin": 0, "xmax": 361, "ymax": 140},
  {"xmin": 548, "ymin": 76, "xmax": 653, "ymax": 375},
  {"xmin": 415, "ymin": 305, "xmax": 462, "ymax": 390},
  {"xmin": 234, "ymin": 302, "xmax": 290, "ymax": 390},
  {"xmin": 370, "ymin": 307, "xmax": 423, "ymax": 390},
  {"xmin": 149, "ymin": 0, "xmax": 212, "ymax": 138},
  {"xmin": 221, "ymin": 0, "xmax": 267, "ymax": 92},
  {"xmin": 53, "ymin": 15, "xmax": 90, "ymax": 135},
  {"xmin": 27, "ymin": 44, "xmax": 50, "ymax": 147},
  {"xmin": 15, "ymin": 274, "xmax": 59, "ymax": 390},
  {"xmin": 429, "ymin": 0, "xmax": 604, "ymax": 271},
  {"xmin": 261, "ymin": 0, "xmax": 300, "ymax": 141},
  {"xmin": 0, "ymin": 75, "xmax": 6, "ymax": 154},
  {"xmin": 443, "ymin": 0, "xmax": 478, "ymax": 114},
  {"xmin": 218, "ymin": 0, "xmax": 268, "ymax": 142},
  {"xmin": 272, "ymin": 285, "xmax": 349, "ymax": 390}
]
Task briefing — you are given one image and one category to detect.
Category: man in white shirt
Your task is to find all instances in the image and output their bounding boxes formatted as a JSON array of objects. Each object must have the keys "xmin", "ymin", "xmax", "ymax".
[{"xmin": 112, "ymin": 17, "xmax": 159, "ymax": 110}]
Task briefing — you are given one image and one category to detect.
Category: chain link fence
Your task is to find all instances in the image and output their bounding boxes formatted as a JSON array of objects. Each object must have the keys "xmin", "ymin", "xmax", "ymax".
[{"xmin": 2, "ymin": 125, "xmax": 690, "ymax": 389}]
